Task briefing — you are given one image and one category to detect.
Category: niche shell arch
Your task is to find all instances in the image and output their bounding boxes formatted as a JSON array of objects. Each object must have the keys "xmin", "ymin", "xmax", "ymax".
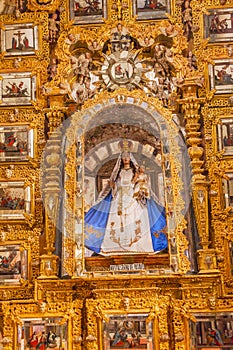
[{"xmin": 62, "ymin": 93, "xmax": 191, "ymax": 276}]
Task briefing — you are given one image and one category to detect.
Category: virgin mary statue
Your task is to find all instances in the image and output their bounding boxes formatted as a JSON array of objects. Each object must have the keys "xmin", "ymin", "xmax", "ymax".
[{"xmin": 84, "ymin": 149, "xmax": 168, "ymax": 255}]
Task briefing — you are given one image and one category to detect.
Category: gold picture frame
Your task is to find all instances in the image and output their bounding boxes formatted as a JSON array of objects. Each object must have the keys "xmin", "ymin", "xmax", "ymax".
[
  {"xmin": 0, "ymin": 23, "xmax": 39, "ymax": 57},
  {"xmin": 209, "ymin": 59, "xmax": 233, "ymax": 95},
  {"xmin": 0, "ymin": 72, "xmax": 36, "ymax": 106},
  {"xmin": 102, "ymin": 313, "xmax": 156, "ymax": 350},
  {"xmin": 0, "ymin": 124, "xmax": 34, "ymax": 162},
  {"xmin": 16, "ymin": 317, "xmax": 68, "ymax": 349},
  {"xmin": 0, "ymin": 180, "xmax": 33, "ymax": 221},
  {"xmin": 0, "ymin": 242, "xmax": 30, "ymax": 285}
]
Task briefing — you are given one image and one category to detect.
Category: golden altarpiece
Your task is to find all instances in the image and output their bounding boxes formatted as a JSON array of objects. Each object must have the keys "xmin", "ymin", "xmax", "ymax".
[{"xmin": 0, "ymin": 0, "xmax": 232, "ymax": 349}]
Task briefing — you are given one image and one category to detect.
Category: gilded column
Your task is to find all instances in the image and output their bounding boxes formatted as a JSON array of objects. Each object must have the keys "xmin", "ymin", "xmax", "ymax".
[
  {"xmin": 178, "ymin": 77, "xmax": 217, "ymax": 273},
  {"xmin": 39, "ymin": 92, "xmax": 67, "ymax": 279}
]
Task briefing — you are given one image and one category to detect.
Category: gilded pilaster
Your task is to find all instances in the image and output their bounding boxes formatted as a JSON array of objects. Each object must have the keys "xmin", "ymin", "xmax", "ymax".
[{"xmin": 178, "ymin": 77, "xmax": 216, "ymax": 272}]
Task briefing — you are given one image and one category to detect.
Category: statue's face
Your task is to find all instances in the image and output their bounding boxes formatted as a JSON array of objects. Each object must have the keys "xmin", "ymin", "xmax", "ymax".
[{"xmin": 122, "ymin": 152, "xmax": 130, "ymax": 166}]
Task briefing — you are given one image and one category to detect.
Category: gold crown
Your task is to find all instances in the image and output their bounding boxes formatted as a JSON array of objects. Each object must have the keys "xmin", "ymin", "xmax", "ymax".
[{"xmin": 118, "ymin": 139, "xmax": 133, "ymax": 152}]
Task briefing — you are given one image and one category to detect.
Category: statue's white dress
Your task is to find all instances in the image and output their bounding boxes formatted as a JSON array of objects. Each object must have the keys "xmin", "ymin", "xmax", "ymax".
[{"xmin": 100, "ymin": 168, "xmax": 154, "ymax": 254}]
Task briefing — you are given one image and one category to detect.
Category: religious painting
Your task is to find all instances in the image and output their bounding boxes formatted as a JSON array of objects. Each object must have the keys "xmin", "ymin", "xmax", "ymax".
[
  {"xmin": 209, "ymin": 59, "xmax": 233, "ymax": 94},
  {"xmin": 229, "ymin": 241, "xmax": 233, "ymax": 275},
  {"xmin": 17, "ymin": 317, "xmax": 68, "ymax": 349},
  {"xmin": 0, "ymin": 181, "xmax": 31, "ymax": 220},
  {"xmin": 0, "ymin": 244, "xmax": 28, "ymax": 284},
  {"xmin": 222, "ymin": 173, "xmax": 233, "ymax": 208},
  {"xmin": 217, "ymin": 118, "xmax": 233, "ymax": 155},
  {"xmin": 190, "ymin": 313, "xmax": 233, "ymax": 349},
  {"xmin": 1, "ymin": 23, "xmax": 38, "ymax": 57},
  {"xmin": 70, "ymin": 0, "xmax": 107, "ymax": 24},
  {"xmin": 0, "ymin": 125, "xmax": 33, "ymax": 162},
  {"xmin": 132, "ymin": 0, "xmax": 170, "ymax": 20},
  {"xmin": 0, "ymin": 72, "xmax": 36, "ymax": 106},
  {"xmin": 204, "ymin": 8, "xmax": 233, "ymax": 43},
  {"xmin": 103, "ymin": 314, "xmax": 154, "ymax": 350},
  {"xmin": 0, "ymin": 0, "xmax": 27, "ymax": 14}
]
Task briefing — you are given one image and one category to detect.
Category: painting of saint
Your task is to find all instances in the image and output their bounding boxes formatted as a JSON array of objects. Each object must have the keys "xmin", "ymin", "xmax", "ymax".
[
  {"xmin": 209, "ymin": 59, "xmax": 233, "ymax": 94},
  {"xmin": 0, "ymin": 187, "xmax": 25, "ymax": 211},
  {"xmin": 133, "ymin": 0, "xmax": 170, "ymax": 20},
  {"xmin": 0, "ymin": 181, "xmax": 31, "ymax": 220},
  {"xmin": 0, "ymin": 0, "xmax": 27, "ymax": 14},
  {"xmin": 0, "ymin": 126, "xmax": 30, "ymax": 161},
  {"xmin": 0, "ymin": 244, "xmax": 28, "ymax": 283},
  {"xmin": 0, "ymin": 73, "xmax": 36, "ymax": 106},
  {"xmin": 103, "ymin": 314, "xmax": 153, "ymax": 350},
  {"xmin": 85, "ymin": 147, "xmax": 167, "ymax": 255},
  {"xmin": 204, "ymin": 9, "xmax": 233, "ymax": 43},
  {"xmin": 71, "ymin": 0, "xmax": 106, "ymax": 24}
]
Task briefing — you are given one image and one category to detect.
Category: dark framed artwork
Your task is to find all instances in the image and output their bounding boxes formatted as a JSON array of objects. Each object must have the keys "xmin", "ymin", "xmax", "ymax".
[
  {"xmin": 17, "ymin": 317, "xmax": 68, "ymax": 349},
  {"xmin": 132, "ymin": 0, "xmax": 170, "ymax": 20},
  {"xmin": 70, "ymin": 0, "xmax": 107, "ymax": 24},
  {"xmin": 0, "ymin": 181, "xmax": 31, "ymax": 220},
  {"xmin": 0, "ymin": 23, "xmax": 39, "ymax": 57},
  {"xmin": 0, "ymin": 243, "xmax": 28, "ymax": 284},
  {"xmin": 209, "ymin": 59, "xmax": 233, "ymax": 94},
  {"xmin": 0, "ymin": 125, "xmax": 34, "ymax": 162},
  {"xmin": 190, "ymin": 313, "xmax": 233, "ymax": 349},
  {"xmin": 0, "ymin": 72, "xmax": 36, "ymax": 106},
  {"xmin": 204, "ymin": 8, "xmax": 233, "ymax": 43},
  {"xmin": 103, "ymin": 314, "xmax": 154, "ymax": 350}
]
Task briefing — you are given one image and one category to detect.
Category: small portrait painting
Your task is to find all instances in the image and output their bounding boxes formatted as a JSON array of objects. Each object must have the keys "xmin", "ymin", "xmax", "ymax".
[
  {"xmin": 191, "ymin": 314, "xmax": 233, "ymax": 348},
  {"xmin": 0, "ymin": 72, "xmax": 36, "ymax": 106},
  {"xmin": 0, "ymin": 125, "xmax": 33, "ymax": 162},
  {"xmin": 0, "ymin": 181, "xmax": 31, "ymax": 220},
  {"xmin": 18, "ymin": 317, "xmax": 68, "ymax": 350},
  {"xmin": 103, "ymin": 314, "xmax": 154, "ymax": 350},
  {"xmin": 70, "ymin": 0, "xmax": 107, "ymax": 24},
  {"xmin": 1, "ymin": 23, "xmax": 38, "ymax": 57},
  {"xmin": 133, "ymin": 0, "xmax": 170, "ymax": 20},
  {"xmin": 222, "ymin": 173, "xmax": 233, "ymax": 208},
  {"xmin": 0, "ymin": 244, "xmax": 28, "ymax": 283},
  {"xmin": 0, "ymin": 0, "xmax": 27, "ymax": 14},
  {"xmin": 204, "ymin": 8, "xmax": 233, "ymax": 43},
  {"xmin": 217, "ymin": 118, "xmax": 233, "ymax": 155},
  {"xmin": 209, "ymin": 59, "xmax": 233, "ymax": 94}
]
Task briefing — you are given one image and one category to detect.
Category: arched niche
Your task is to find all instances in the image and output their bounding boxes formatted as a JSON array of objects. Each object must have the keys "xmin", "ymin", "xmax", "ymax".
[{"xmin": 58, "ymin": 92, "xmax": 193, "ymax": 277}]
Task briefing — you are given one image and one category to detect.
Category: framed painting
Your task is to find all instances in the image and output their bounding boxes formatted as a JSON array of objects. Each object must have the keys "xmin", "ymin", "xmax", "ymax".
[
  {"xmin": 0, "ymin": 72, "xmax": 36, "ymax": 106},
  {"xmin": 190, "ymin": 313, "xmax": 233, "ymax": 349},
  {"xmin": 217, "ymin": 118, "xmax": 233, "ymax": 155},
  {"xmin": 132, "ymin": 0, "xmax": 170, "ymax": 20},
  {"xmin": 102, "ymin": 313, "xmax": 154, "ymax": 350},
  {"xmin": 0, "ymin": 181, "xmax": 31, "ymax": 220},
  {"xmin": 0, "ymin": 125, "xmax": 34, "ymax": 162},
  {"xmin": 0, "ymin": 0, "xmax": 27, "ymax": 14},
  {"xmin": 209, "ymin": 59, "xmax": 233, "ymax": 94},
  {"xmin": 70, "ymin": 0, "xmax": 107, "ymax": 24},
  {"xmin": 0, "ymin": 23, "xmax": 38, "ymax": 57},
  {"xmin": 0, "ymin": 243, "xmax": 29, "ymax": 284},
  {"xmin": 204, "ymin": 8, "xmax": 233, "ymax": 43},
  {"xmin": 222, "ymin": 173, "xmax": 233, "ymax": 208},
  {"xmin": 229, "ymin": 241, "xmax": 233, "ymax": 275},
  {"xmin": 17, "ymin": 317, "xmax": 68, "ymax": 349}
]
